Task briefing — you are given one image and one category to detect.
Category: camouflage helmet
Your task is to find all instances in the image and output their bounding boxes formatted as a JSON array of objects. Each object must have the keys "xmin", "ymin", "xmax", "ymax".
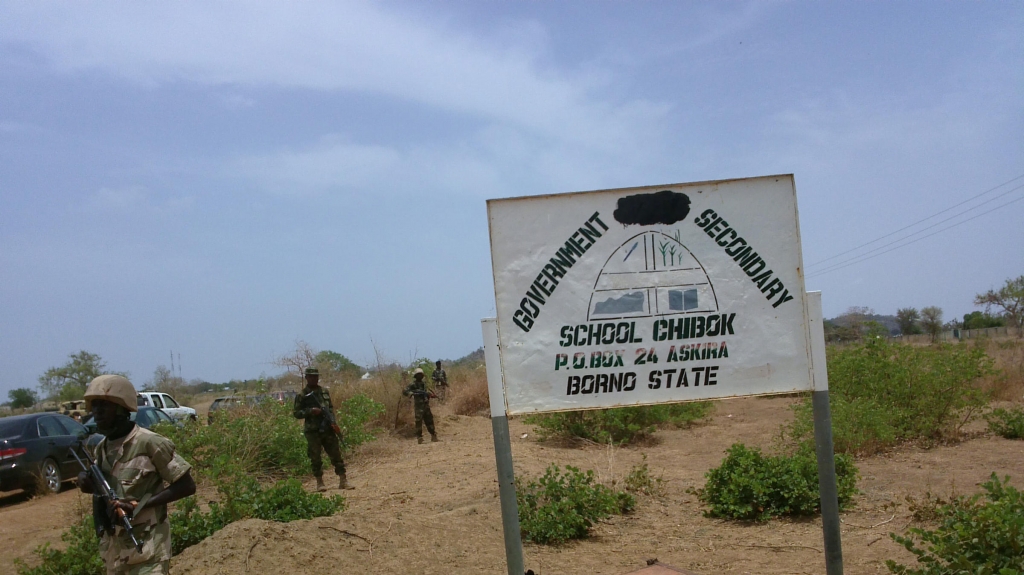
[
  {"xmin": 413, "ymin": 368, "xmax": 424, "ymax": 376},
  {"xmin": 304, "ymin": 367, "xmax": 319, "ymax": 376},
  {"xmin": 84, "ymin": 375, "xmax": 138, "ymax": 412}
]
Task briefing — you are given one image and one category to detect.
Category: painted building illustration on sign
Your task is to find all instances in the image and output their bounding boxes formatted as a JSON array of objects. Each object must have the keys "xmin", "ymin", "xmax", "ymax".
[
  {"xmin": 588, "ymin": 231, "xmax": 719, "ymax": 321},
  {"xmin": 487, "ymin": 175, "xmax": 812, "ymax": 415}
]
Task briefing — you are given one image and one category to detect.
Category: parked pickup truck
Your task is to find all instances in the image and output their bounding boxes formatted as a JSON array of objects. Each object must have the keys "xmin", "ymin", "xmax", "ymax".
[{"xmin": 137, "ymin": 392, "xmax": 197, "ymax": 422}]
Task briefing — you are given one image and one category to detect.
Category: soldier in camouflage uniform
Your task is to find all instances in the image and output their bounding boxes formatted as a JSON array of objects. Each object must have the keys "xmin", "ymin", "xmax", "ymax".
[
  {"xmin": 403, "ymin": 368, "xmax": 438, "ymax": 444},
  {"xmin": 78, "ymin": 375, "xmax": 196, "ymax": 575},
  {"xmin": 431, "ymin": 360, "xmax": 448, "ymax": 389},
  {"xmin": 294, "ymin": 367, "xmax": 350, "ymax": 491}
]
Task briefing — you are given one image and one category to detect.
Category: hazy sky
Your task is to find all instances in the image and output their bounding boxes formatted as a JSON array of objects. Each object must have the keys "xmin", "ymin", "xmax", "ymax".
[{"xmin": 1, "ymin": 1, "xmax": 1022, "ymax": 397}]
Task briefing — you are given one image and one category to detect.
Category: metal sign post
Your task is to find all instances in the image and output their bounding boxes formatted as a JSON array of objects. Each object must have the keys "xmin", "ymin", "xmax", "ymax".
[
  {"xmin": 482, "ymin": 317, "xmax": 525, "ymax": 575},
  {"xmin": 807, "ymin": 291, "xmax": 844, "ymax": 574}
]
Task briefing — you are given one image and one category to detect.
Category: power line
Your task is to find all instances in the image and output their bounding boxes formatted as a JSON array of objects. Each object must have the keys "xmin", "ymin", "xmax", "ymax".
[
  {"xmin": 807, "ymin": 172, "xmax": 1024, "ymax": 268},
  {"xmin": 807, "ymin": 193, "xmax": 1024, "ymax": 278},
  {"xmin": 807, "ymin": 182, "xmax": 1024, "ymax": 273}
]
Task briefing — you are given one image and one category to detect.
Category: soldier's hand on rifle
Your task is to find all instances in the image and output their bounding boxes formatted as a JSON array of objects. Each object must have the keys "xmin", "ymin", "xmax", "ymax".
[
  {"xmin": 109, "ymin": 499, "xmax": 138, "ymax": 516},
  {"xmin": 77, "ymin": 471, "xmax": 95, "ymax": 493},
  {"xmin": 310, "ymin": 407, "xmax": 322, "ymax": 416}
]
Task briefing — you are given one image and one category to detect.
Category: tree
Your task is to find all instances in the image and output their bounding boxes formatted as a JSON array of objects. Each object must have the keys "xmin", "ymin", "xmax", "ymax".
[
  {"xmin": 274, "ymin": 342, "xmax": 365, "ymax": 387},
  {"xmin": 314, "ymin": 350, "xmax": 364, "ymax": 387},
  {"xmin": 38, "ymin": 351, "xmax": 120, "ymax": 401},
  {"xmin": 896, "ymin": 307, "xmax": 922, "ymax": 336},
  {"xmin": 8, "ymin": 388, "xmax": 38, "ymax": 409},
  {"xmin": 975, "ymin": 275, "xmax": 1024, "ymax": 337},
  {"xmin": 273, "ymin": 340, "xmax": 318, "ymax": 377},
  {"xmin": 149, "ymin": 365, "xmax": 173, "ymax": 388},
  {"xmin": 314, "ymin": 351, "xmax": 362, "ymax": 374},
  {"xmin": 826, "ymin": 307, "xmax": 876, "ymax": 343},
  {"xmin": 146, "ymin": 365, "xmax": 185, "ymax": 395},
  {"xmin": 840, "ymin": 306, "xmax": 874, "ymax": 333},
  {"xmin": 920, "ymin": 306, "xmax": 944, "ymax": 343},
  {"xmin": 962, "ymin": 311, "xmax": 1006, "ymax": 330}
]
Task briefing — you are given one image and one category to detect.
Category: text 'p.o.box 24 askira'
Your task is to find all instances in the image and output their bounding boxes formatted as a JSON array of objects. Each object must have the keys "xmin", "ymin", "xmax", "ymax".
[{"xmin": 487, "ymin": 174, "xmax": 813, "ymax": 415}]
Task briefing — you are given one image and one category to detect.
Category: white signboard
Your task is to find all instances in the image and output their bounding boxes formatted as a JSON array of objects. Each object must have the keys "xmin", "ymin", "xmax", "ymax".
[{"xmin": 487, "ymin": 175, "xmax": 812, "ymax": 415}]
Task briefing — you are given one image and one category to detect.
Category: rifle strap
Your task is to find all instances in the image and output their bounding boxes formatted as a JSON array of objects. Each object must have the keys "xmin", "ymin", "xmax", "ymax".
[{"xmin": 133, "ymin": 494, "xmax": 152, "ymax": 519}]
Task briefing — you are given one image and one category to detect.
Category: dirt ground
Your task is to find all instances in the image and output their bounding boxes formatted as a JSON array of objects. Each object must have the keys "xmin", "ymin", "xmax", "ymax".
[{"xmin": 4, "ymin": 396, "xmax": 1024, "ymax": 575}]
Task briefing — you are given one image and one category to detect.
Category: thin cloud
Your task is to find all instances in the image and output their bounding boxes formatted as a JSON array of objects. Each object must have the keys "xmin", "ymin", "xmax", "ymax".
[
  {"xmin": 90, "ymin": 185, "xmax": 195, "ymax": 215},
  {"xmin": 231, "ymin": 139, "xmax": 402, "ymax": 195},
  {"xmin": 0, "ymin": 1, "xmax": 668, "ymax": 151},
  {"xmin": 228, "ymin": 126, "xmax": 668, "ymax": 198}
]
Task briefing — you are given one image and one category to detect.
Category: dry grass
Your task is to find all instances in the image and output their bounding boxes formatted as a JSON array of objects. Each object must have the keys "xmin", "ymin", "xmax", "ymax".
[
  {"xmin": 977, "ymin": 337, "xmax": 1024, "ymax": 401},
  {"xmin": 875, "ymin": 335, "xmax": 1023, "ymax": 403},
  {"xmin": 328, "ymin": 360, "xmax": 491, "ymax": 434},
  {"xmin": 29, "ymin": 470, "xmax": 52, "ymax": 499},
  {"xmin": 330, "ymin": 368, "xmax": 412, "ymax": 431},
  {"xmin": 446, "ymin": 365, "xmax": 490, "ymax": 416}
]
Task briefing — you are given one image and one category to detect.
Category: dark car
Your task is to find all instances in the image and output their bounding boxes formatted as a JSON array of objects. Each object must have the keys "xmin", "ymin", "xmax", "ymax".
[
  {"xmin": 82, "ymin": 406, "xmax": 178, "ymax": 436},
  {"xmin": 0, "ymin": 413, "xmax": 89, "ymax": 494},
  {"xmin": 207, "ymin": 396, "xmax": 242, "ymax": 424},
  {"xmin": 207, "ymin": 394, "xmax": 271, "ymax": 424}
]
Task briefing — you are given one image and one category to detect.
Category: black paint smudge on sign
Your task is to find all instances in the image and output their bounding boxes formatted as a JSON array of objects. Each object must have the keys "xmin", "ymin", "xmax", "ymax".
[{"xmin": 613, "ymin": 190, "xmax": 691, "ymax": 226}]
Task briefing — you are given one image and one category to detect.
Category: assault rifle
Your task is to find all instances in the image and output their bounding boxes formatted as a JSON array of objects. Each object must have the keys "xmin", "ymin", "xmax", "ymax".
[
  {"xmin": 406, "ymin": 389, "xmax": 437, "ymax": 401},
  {"xmin": 69, "ymin": 446, "xmax": 144, "ymax": 552},
  {"xmin": 303, "ymin": 391, "xmax": 341, "ymax": 435}
]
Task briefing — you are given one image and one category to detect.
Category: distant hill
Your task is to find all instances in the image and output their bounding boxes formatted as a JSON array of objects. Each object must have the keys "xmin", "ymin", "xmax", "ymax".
[
  {"xmin": 450, "ymin": 347, "xmax": 484, "ymax": 368},
  {"xmin": 827, "ymin": 313, "xmax": 901, "ymax": 335}
]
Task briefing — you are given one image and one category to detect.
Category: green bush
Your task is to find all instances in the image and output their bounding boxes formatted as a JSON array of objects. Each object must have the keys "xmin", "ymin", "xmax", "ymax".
[
  {"xmin": 695, "ymin": 443, "xmax": 858, "ymax": 522},
  {"xmin": 160, "ymin": 394, "xmax": 383, "ymax": 481},
  {"xmin": 516, "ymin": 464, "xmax": 635, "ymax": 544},
  {"xmin": 335, "ymin": 394, "xmax": 387, "ymax": 448},
  {"xmin": 250, "ymin": 479, "xmax": 344, "ymax": 522},
  {"xmin": 19, "ymin": 400, "xmax": 364, "ymax": 574},
  {"xmin": 986, "ymin": 406, "xmax": 1024, "ymax": 440},
  {"xmin": 524, "ymin": 402, "xmax": 712, "ymax": 445},
  {"xmin": 623, "ymin": 454, "xmax": 665, "ymax": 496},
  {"xmin": 16, "ymin": 516, "xmax": 104, "ymax": 575},
  {"xmin": 171, "ymin": 475, "xmax": 345, "ymax": 555},
  {"xmin": 887, "ymin": 474, "xmax": 1024, "ymax": 575},
  {"xmin": 171, "ymin": 496, "xmax": 232, "ymax": 554},
  {"xmin": 15, "ymin": 474, "xmax": 347, "ymax": 572},
  {"xmin": 788, "ymin": 339, "xmax": 993, "ymax": 455}
]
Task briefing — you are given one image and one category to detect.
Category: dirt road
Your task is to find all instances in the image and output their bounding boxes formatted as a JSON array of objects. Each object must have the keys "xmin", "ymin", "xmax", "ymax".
[{"xmin": 5, "ymin": 396, "xmax": 1024, "ymax": 574}]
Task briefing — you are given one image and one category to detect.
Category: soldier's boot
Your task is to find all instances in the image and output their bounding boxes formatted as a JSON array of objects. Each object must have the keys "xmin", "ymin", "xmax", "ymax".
[
  {"xmin": 315, "ymin": 477, "xmax": 326, "ymax": 492},
  {"xmin": 430, "ymin": 433, "xmax": 439, "ymax": 443},
  {"xmin": 417, "ymin": 436, "xmax": 424, "ymax": 444},
  {"xmin": 338, "ymin": 474, "xmax": 352, "ymax": 490}
]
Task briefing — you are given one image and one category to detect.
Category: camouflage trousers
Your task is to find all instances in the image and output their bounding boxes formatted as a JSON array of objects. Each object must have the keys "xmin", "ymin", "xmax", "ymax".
[
  {"xmin": 414, "ymin": 402, "xmax": 436, "ymax": 438},
  {"xmin": 100, "ymin": 516, "xmax": 170, "ymax": 575},
  {"xmin": 304, "ymin": 430, "xmax": 346, "ymax": 477}
]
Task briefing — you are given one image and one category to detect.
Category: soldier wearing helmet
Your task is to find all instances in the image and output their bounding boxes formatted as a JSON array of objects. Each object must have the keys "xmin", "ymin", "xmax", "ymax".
[
  {"xmin": 293, "ymin": 367, "xmax": 351, "ymax": 491},
  {"xmin": 78, "ymin": 375, "xmax": 196, "ymax": 575},
  {"xmin": 402, "ymin": 368, "xmax": 438, "ymax": 444}
]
